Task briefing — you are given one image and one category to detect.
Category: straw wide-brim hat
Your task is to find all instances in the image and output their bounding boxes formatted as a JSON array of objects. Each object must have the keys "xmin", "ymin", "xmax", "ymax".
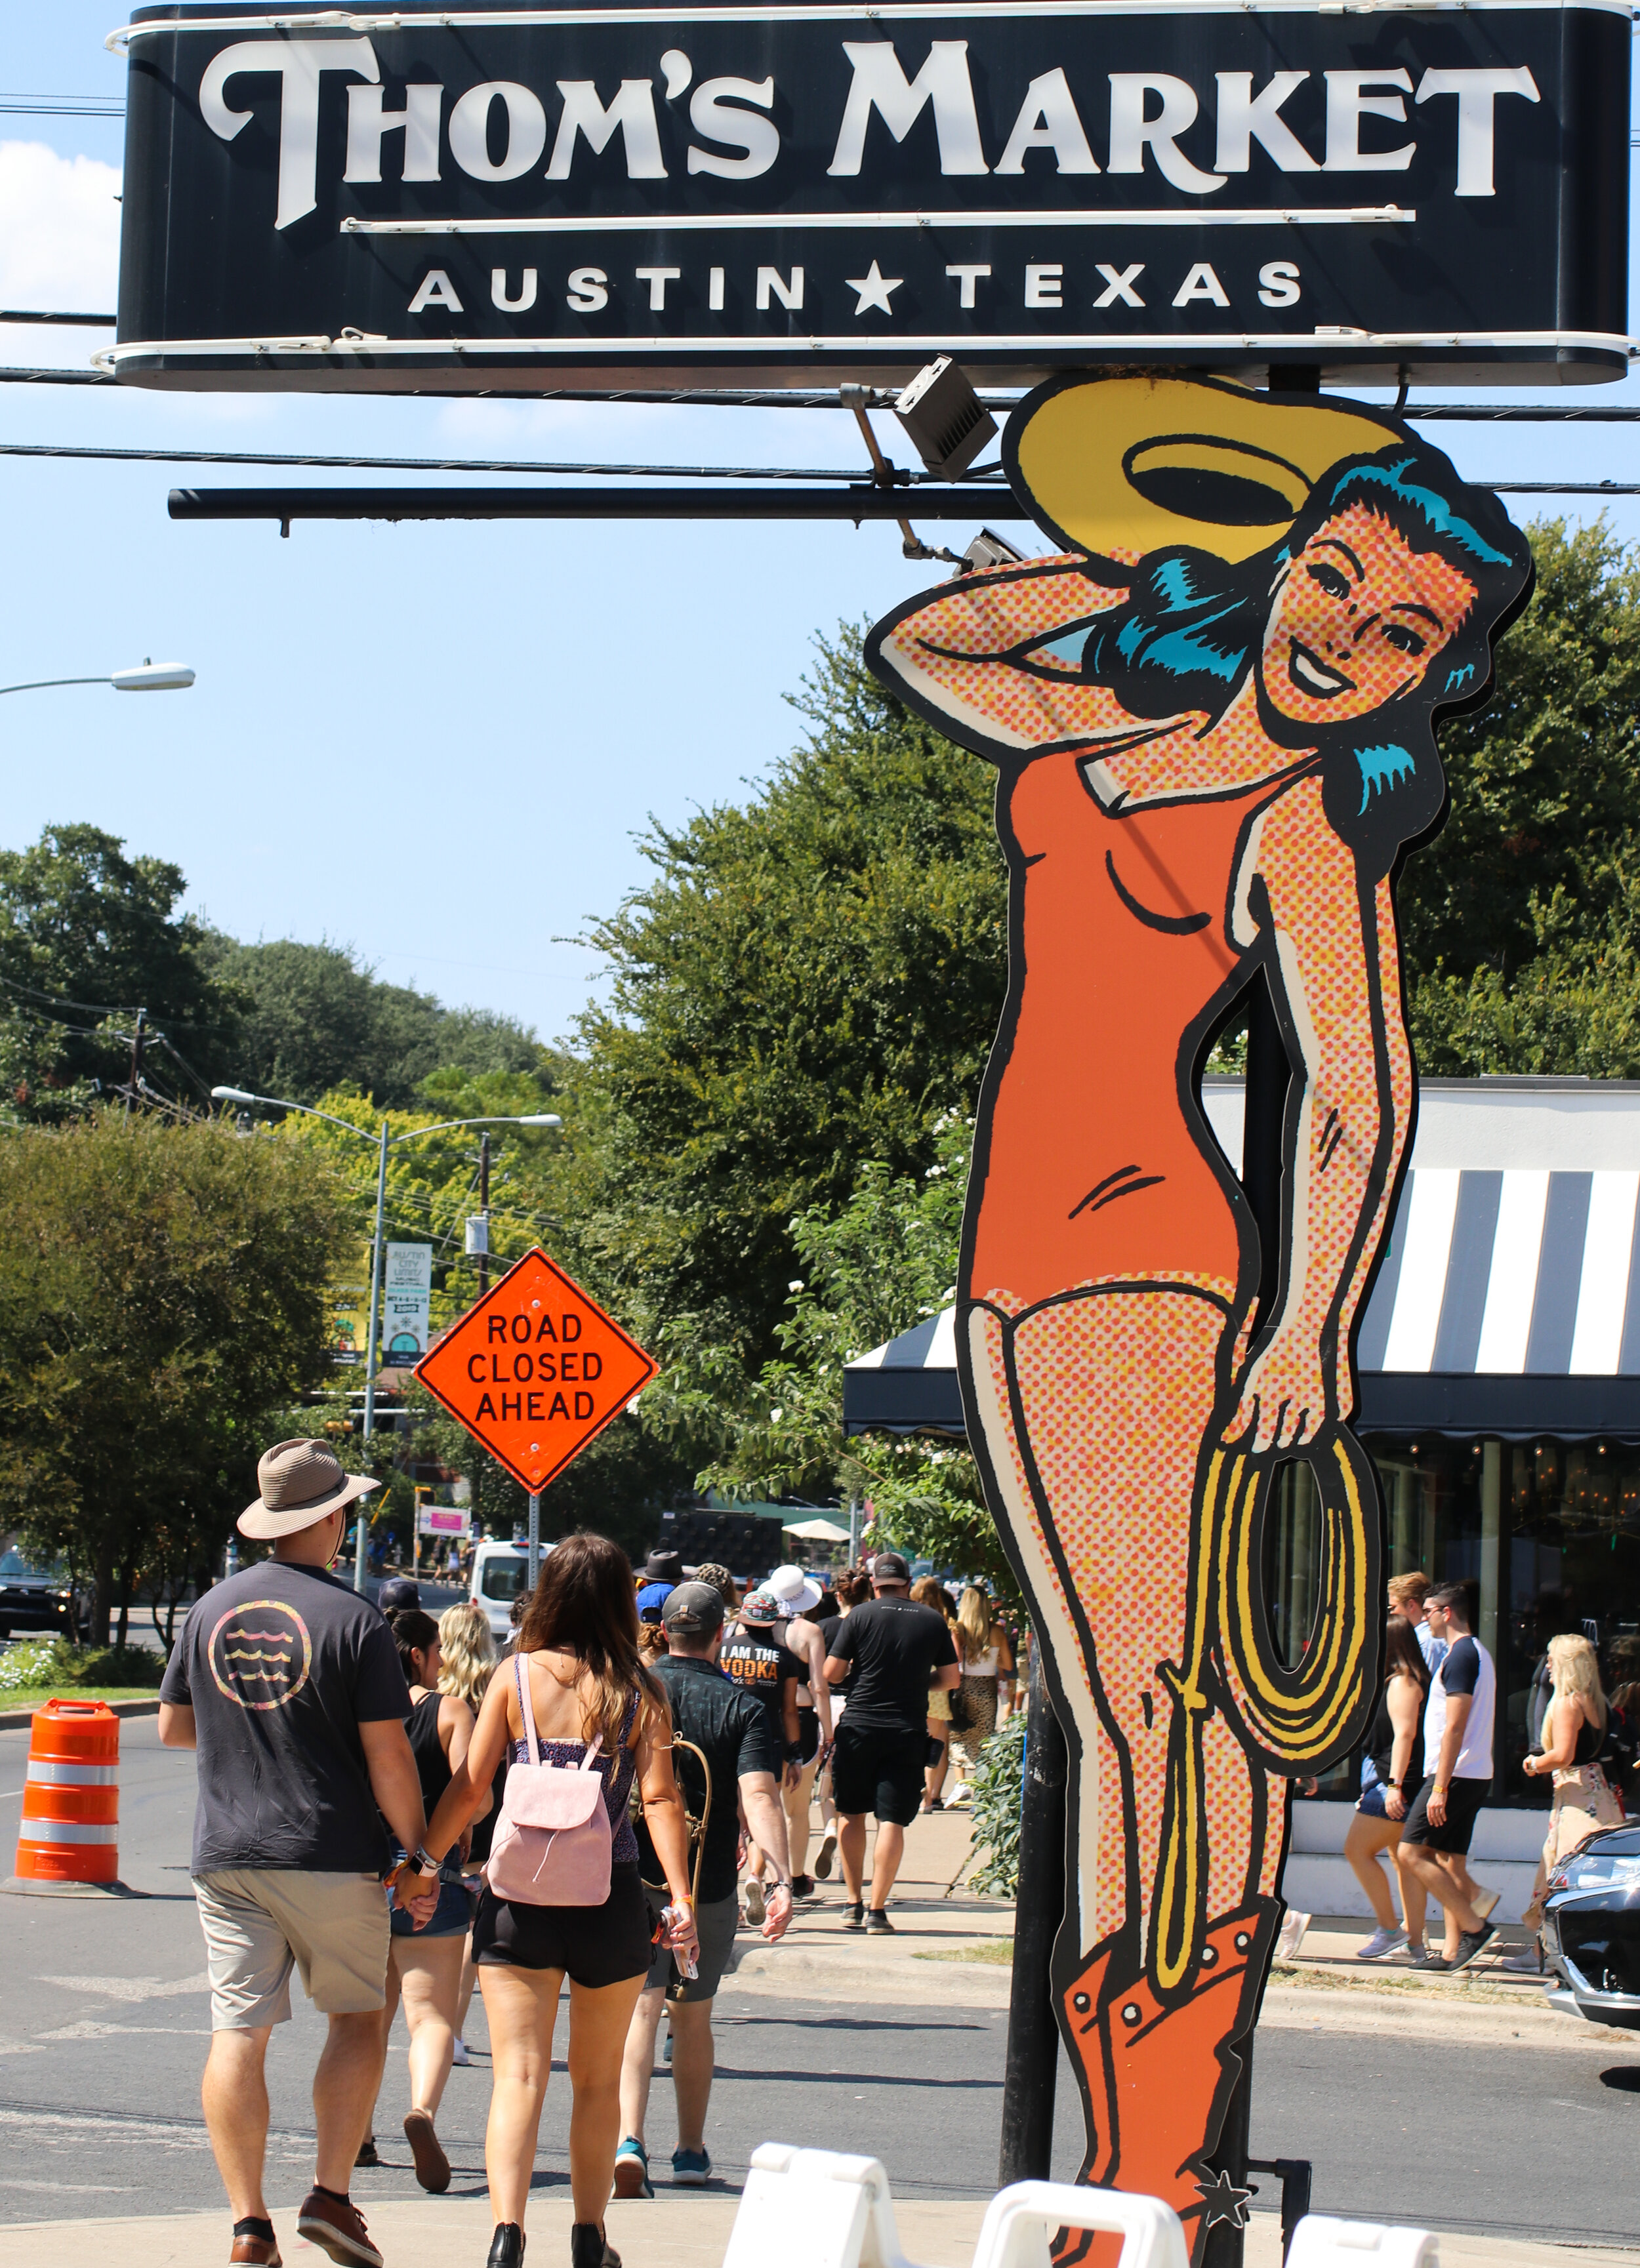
[
  {"xmin": 239, "ymin": 1437, "xmax": 379, "ymax": 1541},
  {"xmin": 1006, "ymin": 373, "xmax": 1397, "ymax": 569}
]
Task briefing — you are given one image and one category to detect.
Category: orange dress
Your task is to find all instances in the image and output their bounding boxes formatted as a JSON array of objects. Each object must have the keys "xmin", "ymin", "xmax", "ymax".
[{"xmin": 968, "ymin": 749, "xmax": 1292, "ymax": 1318}]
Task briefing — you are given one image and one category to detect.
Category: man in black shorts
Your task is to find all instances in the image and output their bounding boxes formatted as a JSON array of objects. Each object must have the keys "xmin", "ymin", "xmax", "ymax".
[
  {"xmin": 823, "ymin": 1552, "xmax": 958, "ymax": 1931},
  {"xmin": 1398, "ymin": 1581, "xmax": 1498, "ymax": 1972},
  {"xmin": 616, "ymin": 1583, "xmax": 792, "ymax": 2195}
]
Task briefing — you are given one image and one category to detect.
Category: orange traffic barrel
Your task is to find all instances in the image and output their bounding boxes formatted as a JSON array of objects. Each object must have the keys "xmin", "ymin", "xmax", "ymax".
[{"xmin": 14, "ymin": 1699, "xmax": 120, "ymax": 1884}]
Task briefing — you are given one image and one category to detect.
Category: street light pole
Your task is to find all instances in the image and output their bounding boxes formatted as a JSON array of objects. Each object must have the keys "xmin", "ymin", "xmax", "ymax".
[
  {"xmin": 357, "ymin": 1118, "xmax": 390, "ymax": 1593},
  {"xmin": 209, "ymin": 1086, "xmax": 561, "ymax": 1596}
]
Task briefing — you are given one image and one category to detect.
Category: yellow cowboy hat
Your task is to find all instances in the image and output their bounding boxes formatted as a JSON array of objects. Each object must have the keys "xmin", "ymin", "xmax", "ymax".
[{"xmin": 1006, "ymin": 375, "xmax": 1398, "ymax": 566}]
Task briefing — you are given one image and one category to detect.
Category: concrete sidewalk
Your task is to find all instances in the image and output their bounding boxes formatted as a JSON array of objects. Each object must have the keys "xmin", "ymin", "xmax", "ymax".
[{"xmin": 2, "ymin": 2183, "xmax": 1634, "ymax": 2268}]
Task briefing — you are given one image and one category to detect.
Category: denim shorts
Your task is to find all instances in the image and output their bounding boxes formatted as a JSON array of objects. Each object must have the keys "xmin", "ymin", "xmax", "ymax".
[
  {"xmin": 388, "ymin": 1859, "xmax": 476, "ymax": 1940},
  {"xmin": 1356, "ymin": 1783, "xmax": 1390, "ymax": 1820}
]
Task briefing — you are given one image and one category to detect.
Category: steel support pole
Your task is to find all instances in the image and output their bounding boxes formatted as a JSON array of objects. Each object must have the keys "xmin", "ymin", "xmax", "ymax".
[
  {"xmin": 527, "ymin": 1493, "xmax": 541, "ymax": 1594},
  {"xmin": 999, "ymin": 1645, "xmax": 1069, "ymax": 2185},
  {"xmin": 1201, "ymin": 967, "xmax": 1293, "ymax": 2268},
  {"xmin": 356, "ymin": 1118, "xmax": 390, "ymax": 1594}
]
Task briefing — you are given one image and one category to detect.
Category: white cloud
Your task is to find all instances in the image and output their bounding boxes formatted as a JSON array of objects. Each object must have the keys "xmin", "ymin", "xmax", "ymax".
[{"xmin": 0, "ymin": 139, "xmax": 121, "ymax": 354}]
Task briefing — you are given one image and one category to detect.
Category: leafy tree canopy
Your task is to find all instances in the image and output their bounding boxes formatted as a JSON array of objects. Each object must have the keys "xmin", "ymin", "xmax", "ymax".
[
  {"xmin": 0, "ymin": 824, "xmax": 239, "ymax": 1119},
  {"xmin": 567, "ymin": 627, "xmax": 1006, "ymax": 1371},
  {"xmin": 199, "ymin": 933, "xmax": 552, "ymax": 1112},
  {"xmin": 0, "ymin": 1112, "xmax": 355, "ymax": 1641}
]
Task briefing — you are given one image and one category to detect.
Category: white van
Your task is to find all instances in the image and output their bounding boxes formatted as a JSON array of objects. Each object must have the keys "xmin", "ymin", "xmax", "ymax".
[{"xmin": 468, "ymin": 1540, "xmax": 544, "ymax": 1645}]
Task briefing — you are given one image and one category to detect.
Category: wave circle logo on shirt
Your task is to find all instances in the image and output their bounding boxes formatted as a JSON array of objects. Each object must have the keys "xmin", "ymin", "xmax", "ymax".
[{"xmin": 209, "ymin": 1600, "xmax": 313, "ymax": 1711}]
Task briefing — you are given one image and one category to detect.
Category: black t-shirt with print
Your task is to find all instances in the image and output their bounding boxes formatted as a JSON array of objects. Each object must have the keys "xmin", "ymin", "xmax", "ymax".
[
  {"xmin": 720, "ymin": 1626, "xmax": 804, "ymax": 1747},
  {"xmin": 636, "ymin": 1653, "xmax": 779, "ymax": 1903},
  {"xmin": 160, "ymin": 1560, "xmax": 411, "ymax": 1875},
  {"xmin": 826, "ymin": 1596, "xmax": 958, "ymax": 1736}
]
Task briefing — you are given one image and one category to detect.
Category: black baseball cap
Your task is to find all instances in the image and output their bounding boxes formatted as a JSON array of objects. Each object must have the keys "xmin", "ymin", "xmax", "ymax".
[
  {"xmin": 663, "ymin": 1581, "xmax": 726, "ymax": 1637},
  {"xmin": 377, "ymin": 1577, "xmax": 421, "ymax": 1613},
  {"xmin": 871, "ymin": 1552, "xmax": 911, "ymax": 1583}
]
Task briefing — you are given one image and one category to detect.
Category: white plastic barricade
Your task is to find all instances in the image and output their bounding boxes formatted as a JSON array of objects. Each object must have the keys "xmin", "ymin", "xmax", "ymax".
[
  {"xmin": 1286, "ymin": 2222, "xmax": 1439, "ymax": 2268},
  {"xmin": 971, "ymin": 2181, "xmax": 1190, "ymax": 2268},
  {"xmin": 722, "ymin": 2149, "xmax": 1189, "ymax": 2268}
]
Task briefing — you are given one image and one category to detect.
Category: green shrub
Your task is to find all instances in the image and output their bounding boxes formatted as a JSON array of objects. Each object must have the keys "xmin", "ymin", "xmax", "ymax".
[
  {"xmin": 0, "ymin": 1636, "xmax": 165, "ymax": 1695},
  {"xmin": 965, "ymin": 1708, "xmax": 1025, "ymax": 1897}
]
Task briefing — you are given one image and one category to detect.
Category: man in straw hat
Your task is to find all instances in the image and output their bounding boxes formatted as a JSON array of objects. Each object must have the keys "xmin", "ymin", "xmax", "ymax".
[{"xmin": 161, "ymin": 1439, "xmax": 438, "ymax": 2268}]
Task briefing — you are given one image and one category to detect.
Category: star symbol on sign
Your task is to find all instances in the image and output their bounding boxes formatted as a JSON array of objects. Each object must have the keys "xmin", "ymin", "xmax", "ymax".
[
  {"xmin": 845, "ymin": 259, "xmax": 904, "ymax": 316},
  {"xmin": 1194, "ymin": 2168, "xmax": 1254, "ymax": 2231}
]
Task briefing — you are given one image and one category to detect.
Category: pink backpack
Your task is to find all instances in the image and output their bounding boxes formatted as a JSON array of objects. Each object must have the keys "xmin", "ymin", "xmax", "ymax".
[{"xmin": 485, "ymin": 1652, "xmax": 613, "ymax": 1906}]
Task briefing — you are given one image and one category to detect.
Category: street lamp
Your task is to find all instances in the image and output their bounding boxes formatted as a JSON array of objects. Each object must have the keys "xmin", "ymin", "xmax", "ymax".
[
  {"xmin": 211, "ymin": 1084, "xmax": 562, "ymax": 1589},
  {"xmin": 0, "ymin": 658, "xmax": 196, "ymax": 695}
]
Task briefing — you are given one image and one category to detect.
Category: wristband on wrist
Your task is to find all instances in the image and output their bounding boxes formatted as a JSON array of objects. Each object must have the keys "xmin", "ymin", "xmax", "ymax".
[{"xmin": 413, "ymin": 1848, "xmax": 440, "ymax": 1876}]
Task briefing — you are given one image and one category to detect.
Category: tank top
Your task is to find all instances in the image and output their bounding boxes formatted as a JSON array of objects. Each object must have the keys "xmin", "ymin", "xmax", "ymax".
[
  {"xmin": 1365, "ymin": 1675, "xmax": 1425, "ymax": 1791},
  {"xmin": 510, "ymin": 1687, "xmax": 641, "ymax": 1867},
  {"xmin": 968, "ymin": 753, "xmax": 1290, "ymax": 1312},
  {"xmin": 1572, "ymin": 1706, "xmax": 1606, "ymax": 1766},
  {"xmin": 961, "ymin": 1645, "xmax": 1000, "ymax": 1680},
  {"xmin": 406, "ymin": 1689, "xmax": 455, "ymax": 1813}
]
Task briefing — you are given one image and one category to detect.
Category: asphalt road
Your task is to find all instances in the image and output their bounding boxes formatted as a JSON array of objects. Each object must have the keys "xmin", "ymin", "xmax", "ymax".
[{"xmin": 1, "ymin": 1720, "xmax": 1636, "ymax": 2243}]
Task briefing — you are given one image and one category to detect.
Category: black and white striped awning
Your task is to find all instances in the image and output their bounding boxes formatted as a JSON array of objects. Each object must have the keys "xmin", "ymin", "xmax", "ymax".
[{"xmin": 843, "ymin": 1078, "xmax": 1640, "ymax": 1442}]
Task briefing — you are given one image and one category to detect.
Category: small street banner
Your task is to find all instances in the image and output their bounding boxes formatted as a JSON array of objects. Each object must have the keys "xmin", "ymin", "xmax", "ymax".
[
  {"xmin": 112, "ymin": 1, "xmax": 1628, "ymax": 390},
  {"xmin": 414, "ymin": 1247, "xmax": 658, "ymax": 1494}
]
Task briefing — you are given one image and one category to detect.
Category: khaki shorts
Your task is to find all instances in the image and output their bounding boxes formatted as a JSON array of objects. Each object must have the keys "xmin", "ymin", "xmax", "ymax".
[{"xmin": 195, "ymin": 1869, "xmax": 390, "ymax": 2031}]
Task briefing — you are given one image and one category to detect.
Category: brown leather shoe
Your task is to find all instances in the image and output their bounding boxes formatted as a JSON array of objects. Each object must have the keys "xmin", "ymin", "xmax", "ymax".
[
  {"xmin": 402, "ymin": 2108, "xmax": 451, "ymax": 2195},
  {"xmin": 230, "ymin": 2238, "xmax": 281, "ymax": 2268},
  {"xmin": 296, "ymin": 2192, "xmax": 383, "ymax": 2268}
]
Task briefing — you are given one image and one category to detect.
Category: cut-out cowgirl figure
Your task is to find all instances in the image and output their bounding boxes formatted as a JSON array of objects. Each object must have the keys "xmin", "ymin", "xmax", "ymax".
[{"xmin": 868, "ymin": 377, "xmax": 1530, "ymax": 2263}]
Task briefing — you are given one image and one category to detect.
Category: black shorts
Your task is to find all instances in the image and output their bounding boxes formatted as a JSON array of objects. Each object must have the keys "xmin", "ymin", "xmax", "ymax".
[
  {"xmin": 472, "ymin": 1861, "xmax": 652, "ymax": 1988},
  {"xmin": 1400, "ymin": 1775, "xmax": 1490, "ymax": 1855},
  {"xmin": 831, "ymin": 1722, "xmax": 926, "ymax": 1827},
  {"xmin": 794, "ymin": 1707, "xmax": 821, "ymax": 1768}
]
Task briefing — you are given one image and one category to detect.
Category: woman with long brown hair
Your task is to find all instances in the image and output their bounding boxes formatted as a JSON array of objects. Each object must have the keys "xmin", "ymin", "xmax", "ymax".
[
  {"xmin": 1343, "ymin": 1613, "xmax": 1428, "ymax": 1959},
  {"xmin": 406, "ymin": 1535, "xmax": 697, "ymax": 2268}
]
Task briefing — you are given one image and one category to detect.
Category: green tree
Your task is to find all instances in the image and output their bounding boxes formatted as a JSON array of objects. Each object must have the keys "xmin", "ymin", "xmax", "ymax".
[
  {"xmin": 567, "ymin": 625, "xmax": 1006, "ymax": 1376},
  {"xmin": 0, "ymin": 1112, "xmax": 356, "ymax": 1641},
  {"xmin": 199, "ymin": 934, "xmax": 552, "ymax": 1110},
  {"xmin": 689, "ymin": 1114, "xmax": 1013, "ymax": 1592},
  {"xmin": 0, "ymin": 825, "xmax": 242, "ymax": 1119}
]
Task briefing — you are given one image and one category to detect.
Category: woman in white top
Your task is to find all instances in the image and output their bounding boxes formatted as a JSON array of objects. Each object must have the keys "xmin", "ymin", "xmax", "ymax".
[{"xmin": 949, "ymin": 1589, "xmax": 1015, "ymax": 1794}]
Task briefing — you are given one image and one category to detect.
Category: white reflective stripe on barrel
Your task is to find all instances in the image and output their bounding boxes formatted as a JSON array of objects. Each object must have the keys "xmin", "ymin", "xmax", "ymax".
[
  {"xmin": 17, "ymin": 1819, "xmax": 118, "ymax": 1843},
  {"xmin": 26, "ymin": 1760, "xmax": 119, "ymax": 1785}
]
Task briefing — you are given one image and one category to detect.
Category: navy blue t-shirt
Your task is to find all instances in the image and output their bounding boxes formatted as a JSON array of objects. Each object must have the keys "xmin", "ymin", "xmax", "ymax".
[{"xmin": 161, "ymin": 1560, "xmax": 411, "ymax": 1874}]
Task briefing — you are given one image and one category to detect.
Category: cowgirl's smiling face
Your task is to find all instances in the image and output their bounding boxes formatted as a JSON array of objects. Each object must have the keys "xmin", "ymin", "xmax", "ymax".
[{"xmin": 1258, "ymin": 500, "xmax": 1478, "ymax": 729}]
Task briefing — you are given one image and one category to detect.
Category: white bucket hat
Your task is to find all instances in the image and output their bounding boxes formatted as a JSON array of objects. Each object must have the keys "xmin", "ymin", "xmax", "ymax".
[{"xmin": 767, "ymin": 1562, "xmax": 823, "ymax": 1615}]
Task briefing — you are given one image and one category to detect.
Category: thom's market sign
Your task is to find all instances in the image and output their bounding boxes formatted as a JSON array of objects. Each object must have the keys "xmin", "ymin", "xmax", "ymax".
[{"xmin": 112, "ymin": 3, "xmax": 1630, "ymax": 389}]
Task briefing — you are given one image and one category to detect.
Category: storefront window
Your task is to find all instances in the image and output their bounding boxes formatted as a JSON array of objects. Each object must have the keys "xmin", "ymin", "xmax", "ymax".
[{"xmin": 1336, "ymin": 1434, "xmax": 1640, "ymax": 1804}]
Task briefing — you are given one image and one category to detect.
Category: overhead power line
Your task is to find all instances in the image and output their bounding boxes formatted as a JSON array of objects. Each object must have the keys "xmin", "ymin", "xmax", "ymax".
[{"xmin": 0, "ymin": 437, "xmax": 989, "ymax": 483}]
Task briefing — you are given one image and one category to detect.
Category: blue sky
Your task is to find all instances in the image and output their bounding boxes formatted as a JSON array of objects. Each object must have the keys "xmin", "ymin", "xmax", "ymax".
[{"xmin": 5, "ymin": 3, "xmax": 1640, "ymax": 1047}]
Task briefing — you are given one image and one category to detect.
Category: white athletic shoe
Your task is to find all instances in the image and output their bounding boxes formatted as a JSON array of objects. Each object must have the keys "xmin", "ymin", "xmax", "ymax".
[
  {"xmin": 451, "ymin": 2038, "xmax": 471, "ymax": 2067},
  {"xmin": 1357, "ymin": 1926, "xmax": 1408, "ymax": 1960},
  {"xmin": 743, "ymin": 1876, "xmax": 766, "ymax": 1926}
]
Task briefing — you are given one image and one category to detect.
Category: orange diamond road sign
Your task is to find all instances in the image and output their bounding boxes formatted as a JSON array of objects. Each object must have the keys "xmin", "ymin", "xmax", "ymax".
[{"xmin": 414, "ymin": 1247, "xmax": 657, "ymax": 1495}]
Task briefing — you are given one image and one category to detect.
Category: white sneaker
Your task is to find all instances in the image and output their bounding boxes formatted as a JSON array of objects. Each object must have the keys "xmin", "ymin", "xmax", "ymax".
[
  {"xmin": 1357, "ymin": 1926, "xmax": 1408, "ymax": 1960},
  {"xmin": 743, "ymin": 1876, "xmax": 766, "ymax": 1926},
  {"xmin": 451, "ymin": 2038, "xmax": 471, "ymax": 2066}
]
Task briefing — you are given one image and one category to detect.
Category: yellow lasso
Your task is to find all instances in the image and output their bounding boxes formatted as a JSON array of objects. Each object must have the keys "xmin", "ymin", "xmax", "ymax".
[{"xmin": 1151, "ymin": 1424, "xmax": 1380, "ymax": 2001}]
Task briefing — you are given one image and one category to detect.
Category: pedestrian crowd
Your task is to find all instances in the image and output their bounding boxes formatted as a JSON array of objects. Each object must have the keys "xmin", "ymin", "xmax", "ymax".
[
  {"xmin": 158, "ymin": 1438, "xmax": 1019, "ymax": 2268},
  {"xmin": 1344, "ymin": 1569, "xmax": 1635, "ymax": 1974}
]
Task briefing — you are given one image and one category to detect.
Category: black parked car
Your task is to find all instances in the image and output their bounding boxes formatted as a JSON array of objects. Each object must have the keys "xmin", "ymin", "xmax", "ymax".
[
  {"xmin": 1542, "ymin": 1823, "xmax": 1640, "ymax": 2031},
  {"xmin": 0, "ymin": 1549, "xmax": 71, "ymax": 1639}
]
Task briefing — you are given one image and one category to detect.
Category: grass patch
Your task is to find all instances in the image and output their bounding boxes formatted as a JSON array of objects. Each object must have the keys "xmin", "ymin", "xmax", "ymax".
[
  {"xmin": 914, "ymin": 1941, "xmax": 1015, "ymax": 1965},
  {"xmin": 0, "ymin": 1636, "xmax": 164, "ymax": 1702},
  {"xmin": 0, "ymin": 1688, "xmax": 163, "ymax": 1714},
  {"xmin": 1269, "ymin": 1960, "xmax": 1540, "ymax": 2006}
]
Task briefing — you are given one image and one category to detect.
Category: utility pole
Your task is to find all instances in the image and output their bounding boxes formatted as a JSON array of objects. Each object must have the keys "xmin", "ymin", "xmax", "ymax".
[
  {"xmin": 356, "ymin": 1117, "xmax": 390, "ymax": 1594},
  {"xmin": 478, "ymin": 1131, "xmax": 491, "ymax": 1297}
]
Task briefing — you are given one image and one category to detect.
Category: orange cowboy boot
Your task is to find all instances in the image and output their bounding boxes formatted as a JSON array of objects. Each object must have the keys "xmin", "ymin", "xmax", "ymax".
[{"xmin": 1053, "ymin": 1901, "xmax": 1281, "ymax": 2268}]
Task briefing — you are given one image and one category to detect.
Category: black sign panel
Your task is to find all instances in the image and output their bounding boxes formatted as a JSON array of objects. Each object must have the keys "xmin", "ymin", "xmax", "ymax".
[{"xmin": 113, "ymin": 1, "xmax": 1631, "ymax": 389}]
